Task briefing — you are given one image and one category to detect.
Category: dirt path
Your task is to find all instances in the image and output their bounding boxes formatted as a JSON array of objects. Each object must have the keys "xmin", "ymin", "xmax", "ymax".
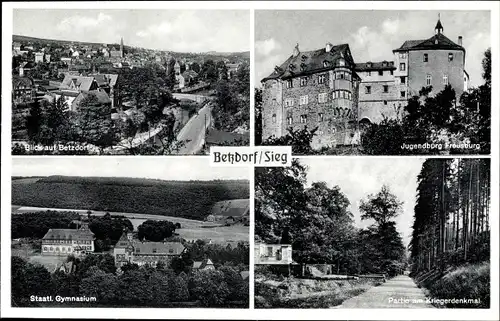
[{"xmin": 332, "ymin": 275, "xmax": 435, "ymax": 308}]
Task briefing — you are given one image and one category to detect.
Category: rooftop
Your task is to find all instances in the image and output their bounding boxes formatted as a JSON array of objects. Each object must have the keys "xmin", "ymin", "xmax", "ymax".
[
  {"xmin": 42, "ymin": 227, "xmax": 94, "ymax": 241},
  {"xmin": 262, "ymin": 43, "xmax": 356, "ymax": 82}
]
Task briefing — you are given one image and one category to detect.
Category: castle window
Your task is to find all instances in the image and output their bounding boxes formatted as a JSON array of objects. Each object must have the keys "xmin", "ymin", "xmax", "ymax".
[
  {"xmin": 287, "ymin": 116, "xmax": 293, "ymax": 125},
  {"xmin": 365, "ymin": 86, "xmax": 371, "ymax": 94},
  {"xmin": 43, "ymin": 246, "xmax": 48, "ymax": 252},
  {"xmin": 423, "ymin": 53, "xmax": 428, "ymax": 62},
  {"xmin": 323, "ymin": 61, "xmax": 329, "ymax": 67},
  {"xmin": 400, "ymin": 63, "xmax": 406, "ymax": 71},
  {"xmin": 272, "ymin": 99, "xmax": 277, "ymax": 106},
  {"xmin": 272, "ymin": 114, "xmax": 276, "ymax": 123},
  {"xmin": 318, "ymin": 113, "xmax": 324, "ymax": 121},
  {"xmin": 338, "ymin": 58, "xmax": 345, "ymax": 66},
  {"xmin": 426, "ymin": 74, "xmax": 432, "ymax": 86},
  {"xmin": 384, "ymin": 100, "xmax": 388, "ymax": 105},
  {"xmin": 152, "ymin": 248, "xmax": 157, "ymax": 253},
  {"xmin": 399, "ymin": 52, "xmax": 406, "ymax": 59},
  {"xmin": 299, "ymin": 95, "xmax": 309, "ymax": 105},
  {"xmin": 390, "ymin": 70, "xmax": 394, "ymax": 75},
  {"xmin": 318, "ymin": 74, "xmax": 326, "ymax": 84},
  {"xmin": 300, "ymin": 115, "xmax": 307, "ymax": 123},
  {"xmin": 401, "ymin": 91, "xmax": 406, "ymax": 98},
  {"xmin": 448, "ymin": 53, "xmax": 454, "ymax": 62},
  {"xmin": 169, "ymin": 249, "xmax": 174, "ymax": 253},
  {"xmin": 286, "ymin": 79, "xmax": 293, "ymax": 88},
  {"xmin": 367, "ymin": 71, "xmax": 371, "ymax": 76},
  {"xmin": 300, "ymin": 77, "xmax": 307, "ymax": 87},
  {"xmin": 284, "ymin": 98, "xmax": 294, "ymax": 107},
  {"xmin": 378, "ymin": 70, "xmax": 384, "ymax": 76},
  {"xmin": 383, "ymin": 85, "xmax": 389, "ymax": 93},
  {"xmin": 401, "ymin": 76, "xmax": 406, "ymax": 84},
  {"xmin": 318, "ymin": 93, "xmax": 327, "ymax": 103},
  {"xmin": 348, "ymin": 92, "xmax": 352, "ymax": 100},
  {"xmin": 443, "ymin": 74, "xmax": 449, "ymax": 85}
]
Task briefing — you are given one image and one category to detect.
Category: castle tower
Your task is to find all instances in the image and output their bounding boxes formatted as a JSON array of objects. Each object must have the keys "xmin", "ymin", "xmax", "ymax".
[{"xmin": 435, "ymin": 14, "xmax": 444, "ymax": 35}]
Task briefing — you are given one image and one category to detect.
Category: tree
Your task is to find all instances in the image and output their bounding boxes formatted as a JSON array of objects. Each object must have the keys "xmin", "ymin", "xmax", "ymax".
[
  {"xmin": 359, "ymin": 185, "xmax": 403, "ymax": 225},
  {"xmin": 79, "ymin": 267, "xmax": 118, "ymax": 304},
  {"xmin": 263, "ymin": 126, "xmax": 318, "ymax": 155},
  {"xmin": 189, "ymin": 270, "xmax": 231, "ymax": 307},
  {"xmin": 72, "ymin": 93, "xmax": 119, "ymax": 152},
  {"xmin": 190, "ymin": 62, "xmax": 201, "ymax": 73},
  {"xmin": 137, "ymin": 220, "xmax": 176, "ymax": 241}
]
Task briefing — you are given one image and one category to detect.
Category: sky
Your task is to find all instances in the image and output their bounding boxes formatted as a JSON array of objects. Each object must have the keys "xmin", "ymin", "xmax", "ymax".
[
  {"xmin": 12, "ymin": 158, "xmax": 249, "ymax": 181},
  {"xmin": 255, "ymin": 10, "xmax": 490, "ymax": 87},
  {"xmin": 13, "ymin": 9, "xmax": 250, "ymax": 52},
  {"xmin": 300, "ymin": 158, "xmax": 426, "ymax": 246}
]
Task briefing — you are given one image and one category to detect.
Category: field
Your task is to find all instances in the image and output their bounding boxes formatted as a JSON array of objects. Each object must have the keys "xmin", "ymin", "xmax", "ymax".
[
  {"xmin": 11, "ymin": 176, "xmax": 249, "ymax": 221},
  {"xmin": 12, "ymin": 206, "xmax": 249, "ymax": 243}
]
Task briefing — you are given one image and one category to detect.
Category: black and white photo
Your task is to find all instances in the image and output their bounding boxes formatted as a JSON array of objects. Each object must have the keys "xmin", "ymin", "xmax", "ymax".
[
  {"xmin": 254, "ymin": 11, "xmax": 491, "ymax": 155},
  {"xmin": 255, "ymin": 158, "xmax": 490, "ymax": 308}
]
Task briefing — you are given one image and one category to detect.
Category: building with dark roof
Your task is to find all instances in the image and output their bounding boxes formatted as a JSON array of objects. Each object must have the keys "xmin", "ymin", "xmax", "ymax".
[
  {"xmin": 261, "ymin": 42, "xmax": 361, "ymax": 149},
  {"xmin": 192, "ymin": 258, "xmax": 215, "ymax": 271},
  {"xmin": 41, "ymin": 224, "xmax": 94, "ymax": 257},
  {"xmin": 113, "ymin": 232, "xmax": 186, "ymax": 268}
]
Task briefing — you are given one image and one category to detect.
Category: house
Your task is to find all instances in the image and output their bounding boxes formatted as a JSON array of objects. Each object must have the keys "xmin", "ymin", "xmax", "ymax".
[
  {"xmin": 60, "ymin": 75, "xmax": 99, "ymax": 92},
  {"xmin": 54, "ymin": 261, "xmax": 76, "ymax": 274},
  {"xmin": 204, "ymin": 129, "xmax": 250, "ymax": 147},
  {"xmin": 179, "ymin": 70, "xmax": 199, "ymax": 88},
  {"xmin": 226, "ymin": 63, "xmax": 241, "ymax": 79},
  {"xmin": 12, "ymin": 75, "xmax": 36, "ymax": 104},
  {"xmin": 113, "ymin": 232, "xmax": 186, "ymax": 268},
  {"xmin": 18, "ymin": 61, "xmax": 36, "ymax": 77},
  {"xmin": 192, "ymin": 258, "xmax": 215, "ymax": 271},
  {"xmin": 206, "ymin": 199, "xmax": 250, "ymax": 223},
  {"xmin": 240, "ymin": 271, "xmax": 249, "ymax": 280},
  {"xmin": 60, "ymin": 57, "xmax": 72, "ymax": 65},
  {"xmin": 13, "ymin": 42, "xmax": 21, "ymax": 51},
  {"xmin": 35, "ymin": 52, "xmax": 44, "ymax": 63},
  {"xmin": 41, "ymin": 224, "xmax": 94, "ymax": 257}
]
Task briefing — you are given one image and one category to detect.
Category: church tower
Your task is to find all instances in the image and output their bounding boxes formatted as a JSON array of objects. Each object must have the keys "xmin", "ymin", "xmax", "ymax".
[{"xmin": 120, "ymin": 37, "xmax": 124, "ymax": 58}]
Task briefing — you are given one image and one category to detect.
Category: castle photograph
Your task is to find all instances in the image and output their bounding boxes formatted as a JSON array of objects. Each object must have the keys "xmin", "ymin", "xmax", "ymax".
[{"xmin": 255, "ymin": 10, "xmax": 491, "ymax": 155}]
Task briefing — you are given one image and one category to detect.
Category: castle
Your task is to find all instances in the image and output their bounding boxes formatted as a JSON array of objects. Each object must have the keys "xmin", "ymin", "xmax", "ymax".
[{"xmin": 261, "ymin": 16, "xmax": 469, "ymax": 149}]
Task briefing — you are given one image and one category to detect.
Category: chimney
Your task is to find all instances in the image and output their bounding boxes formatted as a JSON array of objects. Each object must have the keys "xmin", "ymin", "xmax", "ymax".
[
  {"xmin": 458, "ymin": 36, "xmax": 463, "ymax": 46},
  {"xmin": 293, "ymin": 43, "xmax": 300, "ymax": 57},
  {"xmin": 325, "ymin": 42, "xmax": 333, "ymax": 52}
]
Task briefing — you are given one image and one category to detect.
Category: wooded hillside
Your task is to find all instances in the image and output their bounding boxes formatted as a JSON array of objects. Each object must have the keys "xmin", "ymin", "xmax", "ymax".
[{"xmin": 12, "ymin": 176, "xmax": 249, "ymax": 220}]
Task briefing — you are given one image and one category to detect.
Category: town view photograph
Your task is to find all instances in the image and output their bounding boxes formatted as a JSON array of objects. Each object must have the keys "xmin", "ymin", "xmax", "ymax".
[
  {"xmin": 11, "ymin": 158, "xmax": 250, "ymax": 307},
  {"xmin": 255, "ymin": 158, "xmax": 490, "ymax": 308},
  {"xmin": 11, "ymin": 9, "xmax": 250, "ymax": 155},
  {"xmin": 254, "ymin": 10, "xmax": 491, "ymax": 155}
]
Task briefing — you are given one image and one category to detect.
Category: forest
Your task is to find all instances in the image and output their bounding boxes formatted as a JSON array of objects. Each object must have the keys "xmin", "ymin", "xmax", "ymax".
[
  {"xmin": 410, "ymin": 158, "xmax": 490, "ymax": 308},
  {"xmin": 255, "ymin": 160, "xmax": 406, "ymax": 276},
  {"xmin": 12, "ymin": 239, "xmax": 249, "ymax": 308},
  {"xmin": 12, "ymin": 176, "xmax": 249, "ymax": 220}
]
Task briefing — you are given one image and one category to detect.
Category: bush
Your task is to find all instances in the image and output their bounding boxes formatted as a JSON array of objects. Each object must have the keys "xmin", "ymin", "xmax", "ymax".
[{"xmin": 188, "ymin": 270, "xmax": 231, "ymax": 307}]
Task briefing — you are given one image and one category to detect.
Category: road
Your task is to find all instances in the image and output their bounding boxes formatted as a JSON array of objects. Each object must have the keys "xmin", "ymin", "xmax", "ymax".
[
  {"xmin": 332, "ymin": 275, "xmax": 435, "ymax": 308},
  {"xmin": 174, "ymin": 102, "xmax": 212, "ymax": 155}
]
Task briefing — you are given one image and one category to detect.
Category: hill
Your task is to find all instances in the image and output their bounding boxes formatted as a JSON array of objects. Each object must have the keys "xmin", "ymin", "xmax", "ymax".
[
  {"xmin": 211, "ymin": 199, "xmax": 249, "ymax": 217},
  {"xmin": 12, "ymin": 34, "xmax": 249, "ymax": 58},
  {"xmin": 11, "ymin": 175, "xmax": 249, "ymax": 220}
]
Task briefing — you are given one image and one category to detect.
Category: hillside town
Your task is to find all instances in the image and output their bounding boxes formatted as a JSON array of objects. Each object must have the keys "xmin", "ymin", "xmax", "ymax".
[
  {"xmin": 11, "ymin": 34, "xmax": 250, "ymax": 155},
  {"xmin": 11, "ymin": 163, "xmax": 250, "ymax": 307}
]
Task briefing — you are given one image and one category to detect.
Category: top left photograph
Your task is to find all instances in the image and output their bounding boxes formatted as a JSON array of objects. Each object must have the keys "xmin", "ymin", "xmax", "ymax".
[{"xmin": 10, "ymin": 9, "xmax": 250, "ymax": 155}]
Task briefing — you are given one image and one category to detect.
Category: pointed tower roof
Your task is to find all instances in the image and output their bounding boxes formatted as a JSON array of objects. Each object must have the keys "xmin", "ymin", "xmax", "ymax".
[{"xmin": 435, "ymin": 14, "xmax": 444, "ymax": 34}]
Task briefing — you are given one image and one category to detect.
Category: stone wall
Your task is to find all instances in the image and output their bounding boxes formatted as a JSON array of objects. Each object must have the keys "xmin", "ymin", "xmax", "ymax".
[{"xmin": 408, "ymin": 49, "xmax": 465, "ymax": 98}]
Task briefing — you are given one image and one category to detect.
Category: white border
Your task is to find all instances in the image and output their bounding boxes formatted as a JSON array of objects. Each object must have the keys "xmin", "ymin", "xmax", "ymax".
[{"xmin": 2, "ymin": 1, "xmax": 499, "ymax": 320}]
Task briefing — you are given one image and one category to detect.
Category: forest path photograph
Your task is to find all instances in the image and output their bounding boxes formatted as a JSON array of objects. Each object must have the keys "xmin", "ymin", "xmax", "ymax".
[{"xmin": 254, "ymin": 158, "xmax": 490, "ymax": 309}]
